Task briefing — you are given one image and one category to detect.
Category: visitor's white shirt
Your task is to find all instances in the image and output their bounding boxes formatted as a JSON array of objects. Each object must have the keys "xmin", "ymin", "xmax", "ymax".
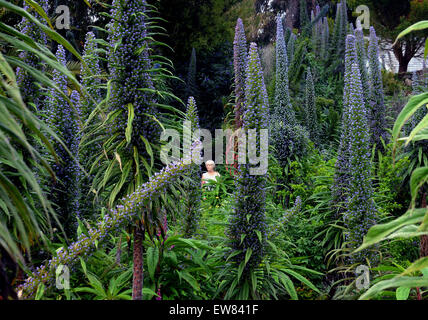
[{"xmin": 202, "ymin": 172, "xmax": 220, "ymax": 182}]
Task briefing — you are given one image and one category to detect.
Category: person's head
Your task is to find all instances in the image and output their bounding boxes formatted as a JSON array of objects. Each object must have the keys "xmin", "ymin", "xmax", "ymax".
[{"xmin": 205, "ymin": 160, "xmax": 215, "ymax": 172}]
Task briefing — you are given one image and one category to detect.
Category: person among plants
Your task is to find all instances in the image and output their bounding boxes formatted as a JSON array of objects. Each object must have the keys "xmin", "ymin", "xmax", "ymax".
[{"xmin": 201, "ymin": 160, "xmax": 220, "ymax": 187}]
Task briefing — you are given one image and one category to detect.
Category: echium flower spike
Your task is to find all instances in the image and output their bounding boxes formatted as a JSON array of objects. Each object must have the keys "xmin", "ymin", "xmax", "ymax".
[
  {"xmin": 18, "ymin": 144, "xmax": 202, "ymax": 299},
  {"xmin": 311, "ymin": 5, "xmax": 322, "ymax": 54},
  {"xmin": 367, "ymin": 26, "xmax": 387, "ymax": 149},
  {"xmin": 273, "ymin": 15, "xmax": 295, "ymax": 127},
  {"xmin": 272, "ymin": 17, "xmax": 309, "ymax": 166},
  {"xmin": 81, "ymin": 31, "xmax": 102, "ymax": 120},
  {"xmin": 300, "ymin": 0, "xmax": 309, "ymax": 28},
  {"xmin": 47, "ymin": 45, "xmax": 68, "ymax": 129},
  {"xmin": 354, "ymin": 27, "xmax": 371, "ymax": 107},
  {"xmin": 233, "ymin": 18, "xmax": 247, "ymax": 129},
  {"xmin": 344, "ymin": 62, "xmax": 377, "ymax": 264},
  {"xmin": 45, "ymin": 45, "xmax": 82, "ymax": 233},
  {"xmin": 287, "ymin": 33, "xmax": 296, "ymax": 65},
  {"xmin": 304, "ymin": 67, "xmax": 318, "ymax": 142},
  {"xmin": 339, "ymin": 0, "xmax": 348, "ymax": 42},
  {"xmin": 70, "ymin": 90, "xmax": 83, "ymax": 223},
  {"xmin": 348, "ymin": 22, "xmax": 354, "ymax": 35},
  {"xmin": 107, "ymin": 0, "xmax": 159, "ymax": 153},
  {"xmin": 228, "ymin": 42, "xmax": 269, "ymax": 276},
  {"xmin": 79, "ymin": 31, "xmax": 102, "ymax": 219},
  {"xmin": 329, "ymin": 1, "xmax": 347, "ymax": 69},
  {"xmin": 182, "ymin": 97, "xmax": 202, "ymax": 237},
  {"xmin": 412, "ymin": 71, "xmax": 421, "ymax": 95},
  {"xmin": 269, "ymin": 196, "xmax": 302, "ymax": 236},
  {"xmin": 329, "ymin": 2, "xmax": 342, "ymax": 61},
  {"xmin": 186, "ymin": 48, "xmax": 198, "ymax": 98},
  {"xmin": 332, "ymin": 35, "xmax": 358, "ymax": 211},
  {"xmin": 320, "ymin": 17, "xmax": 329, "ymax": 60}
]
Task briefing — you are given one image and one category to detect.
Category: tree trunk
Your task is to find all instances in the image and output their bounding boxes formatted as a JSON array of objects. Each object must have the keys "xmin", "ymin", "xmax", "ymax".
[
  {"xmin": 393, "ymin": 42, "xmax": 412, "ymax": 74},
  {"xmin": 285, "ymin": 0, "xmax": 299, "ymax": 29},
  {"xmin": 132, "ymin": 222, "xmax": 145, "ymax": 300}
]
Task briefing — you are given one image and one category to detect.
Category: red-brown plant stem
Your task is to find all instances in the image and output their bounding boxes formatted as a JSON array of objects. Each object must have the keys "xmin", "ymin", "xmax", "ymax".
[
  {"xmin": 132, "ymin": 221, "xmax": 145, "ymax": 300},
  {"xmin": 116, "ymin": 234, "xmax": 122, "ymax": 265}
]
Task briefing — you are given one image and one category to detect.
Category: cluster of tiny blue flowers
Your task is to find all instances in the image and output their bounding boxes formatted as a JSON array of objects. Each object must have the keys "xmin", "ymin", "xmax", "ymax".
[
  {"xmin": 348, "ymin": 22, "xmax": 354, "ymax": 35},
  {"xmin": 80, "ymin": 31, "xmax": 102, "ymax": 120},
  {"xmin": 338, "ymin": 1, "xmax": 348, "ymax": 51},
  {"xmin": 227, "ymin": 42, "xmax": 269, "ymax": 275},
  {"xmin": 334, "ymin": 35, "xmax": 377, "ymax": 263},
  {"xmin": 328, "ymin": 1, "xmax": 348, "ymax": 67},
  {"xmin": 287, "ymin": 32, "xmax": 296, "ymax": 66},
  {"xmin": 79, "ymin": 31, "xmax": 103, "ymax": 219},
  {"xmin": 107, "ymin": 0, "xmax": 159, "ymax": 154},
  {"xmin": 70, "ymin": 90, "xmax": 83, "ymax": 223},
  {"xmin": 320, "ymin": 17, "xmax": 329, "ymax": 60},
  {"xmin": 17, "ymin": 147, "xmax": 199, "ymax": 298},
  {"xmin": 233, "ymin": 18, "xmax": 247, "ymax": 128},
  {"xmin": 182, "ymin": 97, "xmax": 202, "ymax": 237},
  {"xmin": 354, "ymin": 27, "xmax": 370, "ymax": 107},
  {"xmin": 45, "ymin": 45, "xmax": 82, "ymax": 231},
  {"xmin": 273, "ymin": 15, "xmax": 295, "ymax": 127},
  {"xmin": 367, "ymin": 26, "xmax": 387, "ymax": 149},
  {"xmin": 304, "ymin": 67, "xmax": 318, "ymax": 143},
  {"xmin": 269, "ymin": 196, "xmax": 302, "ymax": 236},
  {"xmin": 332, "ymin": 34, "xmax": 358, "ymax": 210},
  {"xmin": 344, "ymin": 61, "xmax": 378, "ymax": 264},
  {"xmin": 271, "ymin": 16, "xmax": 308, "ymax": 165},
  {"xmin": 311, "ymin": 5, "xmax": 322, "ymax": 54}
]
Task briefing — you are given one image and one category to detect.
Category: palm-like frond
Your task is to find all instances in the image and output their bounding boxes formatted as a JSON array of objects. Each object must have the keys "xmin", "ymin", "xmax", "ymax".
[{"xmin": 0, "ymin": 1, "xmax": 85, "ymax": 265}]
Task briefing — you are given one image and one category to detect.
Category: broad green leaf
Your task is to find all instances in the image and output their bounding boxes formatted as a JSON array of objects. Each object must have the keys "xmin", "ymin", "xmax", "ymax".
[
  {"xmin": 395, "ymin": 287, "xmax": 410, "ymax": 300},
  {"xmin": 237, "ymin": 261, "xmax": 245, "ymax": 282},
  {"xmin": 24, "ymin": 0, "xmax": 54, "ymax": 29},
  {"xmin": 0, "ymin": 0, "xmax": 82, "ymax": 61},
  {"xmin": 147, "ymin": 246, "xmax": 159, "ymax": 282},
  {"xmin": 355, "ymin": 208, "xmax": 427, "ymax": 251},
  {"xmin": 281, "ymin": 268, "xmax": 320, "ymax": 293},
  {"xmin": 407, "ymin": 112, "xmax": 428, "ymax": 145},
  {"xmin": 244, "ymin": 249, "xmax": 252, "ymax": 266},
  {"xmin": 401, "ymin": 257, "xmax": 428, "ymax": 276},
  {"xmin": 140, "ymin": 135, "xmax": 154, "ymax": 169},
  {"xmin": 359, "ymin": 277, "xmax": 428, "ymax": 300},
  {"xmin": 394, "ymin": 20, "xmax": 428, "ymax": 45},
  {"xmin": 125, "ymin": 103, "xmax": 134, "ymax": 144},
  {"xmin": 178, "ymin": 271, "xmax": 200, "ymax": 291},
  {"xmin": 277, "ymin": 272, "xmax": 298, "ymax": 300},
  {"xmin": 410, "ymin": 166, "xmax": 428, "ymax": 207},
  {"xmin": 35, "ymin": 283, "xmax": 45, "ymax": 300},
  {"xmin": 79, "ymin": 257, "xmax": 87, "ymax": 275},
  {"xmin": 142, "ymin": 287, "xmax": 159, "ymax": 299},
  {"xmin": 392, "ymin": 92, "xmax": 428, "ymax": 155}
]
